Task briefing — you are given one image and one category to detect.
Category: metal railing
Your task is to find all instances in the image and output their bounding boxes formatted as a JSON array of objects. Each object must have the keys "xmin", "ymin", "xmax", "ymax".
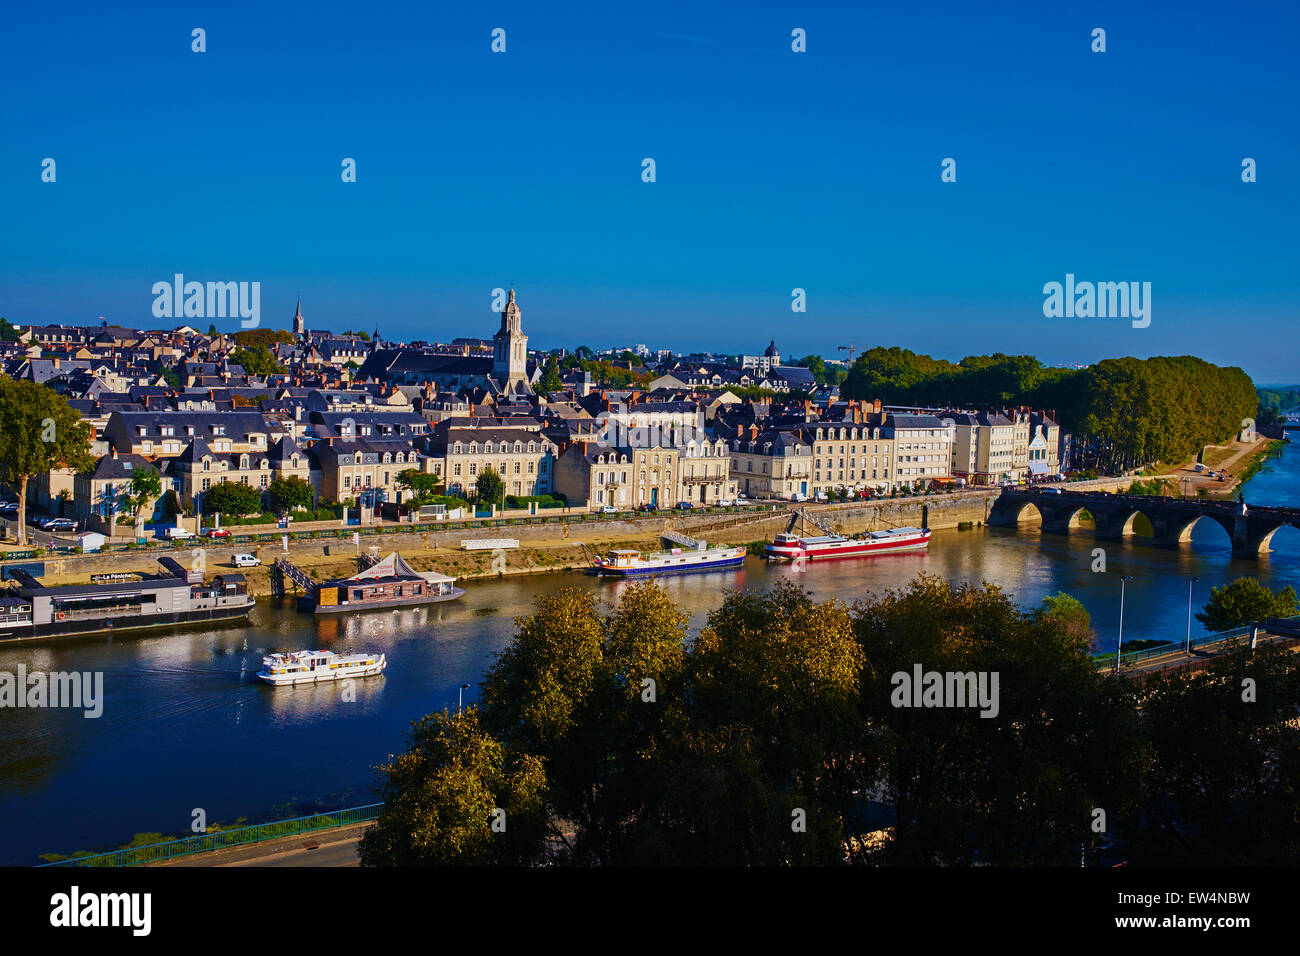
[
  {"xmin": 1091, "ymin": 615, "xmax": 1300, "ymax": 668},
  {"xmin": 37, "ymin": 803, "xmax": 383, "ymax": 868}
]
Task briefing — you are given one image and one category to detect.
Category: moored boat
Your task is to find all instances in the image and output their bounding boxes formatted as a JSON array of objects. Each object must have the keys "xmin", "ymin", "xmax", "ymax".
[
  {"xmin": 764, "ymin": 508, "xmax": 930, "ymax": 562},
  {"xmin": 257, "ymin": 649, "xmax": 387, "ymax": 685},
  {"xmin": 591, "ymin": 530, "xmax": 745, "ymax": 578},
  {"xmin": 765, "ymin": 526, "xmax": 930, "ymax": 561}
]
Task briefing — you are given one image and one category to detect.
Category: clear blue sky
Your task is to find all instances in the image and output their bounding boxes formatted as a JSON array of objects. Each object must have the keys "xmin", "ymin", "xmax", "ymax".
[{"xmin": 2, "ymin": 0, "xmax": 1297, "ymax": 380}]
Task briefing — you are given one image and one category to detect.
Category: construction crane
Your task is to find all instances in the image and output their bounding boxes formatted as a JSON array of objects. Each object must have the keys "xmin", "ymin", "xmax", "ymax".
[{"xmin": 838, "ymin": 342, "xmax": 857, "ymax": 364}]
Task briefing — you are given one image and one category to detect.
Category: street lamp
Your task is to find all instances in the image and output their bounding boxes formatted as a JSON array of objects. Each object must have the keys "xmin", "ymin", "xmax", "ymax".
[
  {"xmin": 457, "ymin": 682, "xmax": 471, "ymax": 715},
  {"xmin": 1115, "ymin": 575, "xmax": 1133, "ymax": 674},
  {"xmin": 1185, "ymin": 576, "xmax": 1200, "ymax": 655}
]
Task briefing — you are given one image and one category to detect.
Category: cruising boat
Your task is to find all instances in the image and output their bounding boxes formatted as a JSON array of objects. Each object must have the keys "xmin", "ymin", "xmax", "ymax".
[
  {"xmin": 256, "ymin": 649, "xmax": 387, "ymax": 685},
  {"xmin": 765, "ymin": 509, "xmax": 931, "ymax": 562},
  {"xmin": 590, "ymin": 530, "xmax": 745, "ymax": 578}
]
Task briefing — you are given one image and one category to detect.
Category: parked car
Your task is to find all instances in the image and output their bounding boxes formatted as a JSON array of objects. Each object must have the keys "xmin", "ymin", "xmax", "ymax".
[
  {"xmin": 676, "ymin": 501, "xmax": 695, "ymax": 510},
  {"xmin": 231, "ymin": 553, "xmax": 261, "ymax": 568},
  {"xmin": 790, "ymin": 492, "xmax": 809, "ymax": 502},
  {"xmin": 716, "ymin": 498, "xmax": 734, "ymax": 507},
  {"xmin": 163, "ymin": 526, "xmax": 195, "ymax": 540},
  {"xmin": 600, "ymin": 505, "xmax": 618, "ymax": 514},
  {"xmin": 40, "ymin": 517, "xmax": 77, "ymax": 532},
  {"xmin": 203, "ymin": 527, "xmax": 232, "ymax": 538},
  {"xmin": 1043, "ymin": 487, "xmax": 1063, "ymax": 495},
  {"xmin": 637, "ymin": 503, "xmax": 657, "ymax": 513}
]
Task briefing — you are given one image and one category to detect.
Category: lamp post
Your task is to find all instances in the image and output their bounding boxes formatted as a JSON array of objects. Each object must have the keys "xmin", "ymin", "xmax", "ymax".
[
  {"xmin": 1185, "ymin": 576, "xmax": 1199, "ymax": 655},
  {"xmin": 1115, "ymin": 575, "xmax": 1133, "ymax": 674},
  {"xmin": 457, "ymin": 682, "xmax": 471, "ymax": 715}
]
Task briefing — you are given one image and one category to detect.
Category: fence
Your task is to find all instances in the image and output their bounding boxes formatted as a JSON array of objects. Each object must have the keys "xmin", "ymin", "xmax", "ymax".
[
  {"xmin": 1090, "ymin": 614, "xmax": 1300, "ymax": 668},
  {"xmin": 37, "ymin": 803, "xmax": 383, "ymax": 868}
]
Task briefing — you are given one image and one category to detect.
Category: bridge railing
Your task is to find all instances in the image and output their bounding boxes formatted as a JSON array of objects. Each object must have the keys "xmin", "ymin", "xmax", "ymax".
[
  {"xmin": 36, "ymin": 803, "xmax": 383, "ymax": 868},
  {"xmin": 1091, "ymin": 615, "xmax": 1300, "ymax": 668}
]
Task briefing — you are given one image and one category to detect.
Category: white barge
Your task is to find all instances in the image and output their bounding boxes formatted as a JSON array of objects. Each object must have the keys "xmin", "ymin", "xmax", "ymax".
[
  {"xmin": 256, "ymin": 649, "xmax": 387, "ymax": 685},
  {"xmin": 590, "ymin": 530, "xmax": 745, "ymax": 578}
]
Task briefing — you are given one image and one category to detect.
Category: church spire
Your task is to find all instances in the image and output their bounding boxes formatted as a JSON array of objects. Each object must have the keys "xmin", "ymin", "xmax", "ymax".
[{"xmin": 293, "ymin": 298, "xmax": 305, "ymax": 338}]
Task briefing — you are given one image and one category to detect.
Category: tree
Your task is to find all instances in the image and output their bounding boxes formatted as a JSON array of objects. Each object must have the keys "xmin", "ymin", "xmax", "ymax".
[
  {"xmin": 0, "ymin": 378, "xmax": 95, "ymax": 544},
  {"xmin": 1196, "ymin": 577, "xmax": 1299, "ymax": 631},
  {"xmin": 475, "ymin": 466, "xmax": 504, "ymax": 508},
  {"xmin": 127, "ymin": 466, "xmax": 163, "ymax": 537},
  {"xmin": 0, "ymin": 318, "xmax": 19, "ymax": 342},
  {"xmin": 229, "ymin": 345, "xmax": 283, "ymax": 376},
  {"xmin": 395, "ymin": 469, "xmax": 444, "ymax": 503},
  {"xmin": 267, "ymin": 475, "xmax": 314, "ymax": 513},
  {"xmin": 534, "ymin": 356, "xmax": 563, "ymax": 394},
  {"xmin": 359, "ymin": 709, "xmax": 549, "ymax": 866},
  {"xmin": 1129, "ymin": 645, "xmax": 1300, "ymax": 864},
  {"xmin": 201, "ymin": 480, "xmax": 263, "ymax": 518},
  {"xmin": 852, "ymin": 575, "xmax": 1143, "ymax": 865}
]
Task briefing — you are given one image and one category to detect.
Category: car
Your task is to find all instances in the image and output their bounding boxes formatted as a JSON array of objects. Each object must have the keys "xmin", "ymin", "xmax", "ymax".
[
  {"xmin": 41, "ymin": 517, "xmax": 77, "ymax": 532},
  {"xmin": 716, "ymin": 498, "xmax": 734, "ymax": 507},
  {"xmin": 637, "ymin": 503, "xmax": 657, "ymax": 513},
  {"xmin": 790, "ymin": 492, "xmax": 809, "ymax": 502},
  {"xmin": 203, "ymin": 527, "xmax": 232, "ymax": 538},
  {"xmin": 1043, "ymin": 487, "xmax": 1063, "ymax": 495},
  {"xmin": 231, "ymin": 553, "xmax": 261, "ymax": 568},
  {"xmin": 162, "ymin": 526, "xmax": 195, "ymax": 540},
  {"xmin": 600, "ymin": 505, "xmax": 618, "ymax": 514},
  {"xmin": 676, "ymin": 501, "xmax": 694, "ymax": 510}
]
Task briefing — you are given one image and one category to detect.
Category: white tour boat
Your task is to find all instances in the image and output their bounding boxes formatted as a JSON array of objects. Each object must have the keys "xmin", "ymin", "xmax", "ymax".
[{"xmin": 257, "ymin": 649, "xmax": 387, "ymax": 685}]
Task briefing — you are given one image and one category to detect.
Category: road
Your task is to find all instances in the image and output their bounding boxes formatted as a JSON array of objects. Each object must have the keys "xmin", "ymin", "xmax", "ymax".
[{"xmin": 1102, "ymin": 628, "xmax": 1300, "ymax": 677}]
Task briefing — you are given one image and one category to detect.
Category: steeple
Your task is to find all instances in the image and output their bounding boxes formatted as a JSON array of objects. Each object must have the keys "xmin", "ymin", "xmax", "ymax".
[
  {"xmin": 293, "ymin": 298, "xmax": 305, "ymax": 338},
  {"xmin": 493, "ymin": 287, "xmax": 528, "ymax": 393}
]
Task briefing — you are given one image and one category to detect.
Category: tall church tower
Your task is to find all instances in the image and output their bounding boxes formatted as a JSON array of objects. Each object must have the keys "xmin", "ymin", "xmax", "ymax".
[
  {"xmin": 293, "ymin": 298, "xmax": 305, "ymax": 338},
  {"xmin": 493, "ymin": 288, "xmax": 528, "ymax": 393}
]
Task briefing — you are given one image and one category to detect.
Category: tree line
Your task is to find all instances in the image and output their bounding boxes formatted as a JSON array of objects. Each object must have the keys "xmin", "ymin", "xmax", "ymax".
[
  {"xmin": 840, "ymin": 349, "xmax": 1256, "ymax": 472},
  {"xmin": 359, "ymin": 577, "xmax": 1300, "ymax": 866}
]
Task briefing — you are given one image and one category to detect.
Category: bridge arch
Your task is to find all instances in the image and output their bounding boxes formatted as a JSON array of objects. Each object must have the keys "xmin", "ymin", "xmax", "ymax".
[{"xmin": 1255, "ymin": 521, "xmax": 1300, "ymax": 556}]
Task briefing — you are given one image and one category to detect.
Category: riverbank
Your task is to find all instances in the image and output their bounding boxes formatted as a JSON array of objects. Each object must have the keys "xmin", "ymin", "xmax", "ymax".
[{"xmin": 6, "ymin": 481, "xmax": 1149, "ymax": 598}]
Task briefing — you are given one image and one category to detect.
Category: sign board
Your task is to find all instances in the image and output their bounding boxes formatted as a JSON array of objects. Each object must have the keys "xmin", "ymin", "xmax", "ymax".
[{"xmin": 462, "ymin": 538, "xmax": 519, "ymax": 551}]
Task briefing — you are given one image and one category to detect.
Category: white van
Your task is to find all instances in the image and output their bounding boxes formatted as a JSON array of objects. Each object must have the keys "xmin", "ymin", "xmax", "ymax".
[
  {"xmin": 163, "ymin": 526, "xmax": 195, "ymax": 540},
  {"xmin": 231, "ymin": 553, "xmax": 261, "ymax": 568}
]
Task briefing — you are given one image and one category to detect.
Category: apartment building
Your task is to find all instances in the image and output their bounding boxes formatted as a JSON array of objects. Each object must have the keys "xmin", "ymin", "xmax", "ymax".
[
  {"xmin": 729, "ymin": 425, "xmax": 813, "ymax": 500},
  {"xmin": 424, "ymin": 424, "xmax": 557, "ymax": 500}
]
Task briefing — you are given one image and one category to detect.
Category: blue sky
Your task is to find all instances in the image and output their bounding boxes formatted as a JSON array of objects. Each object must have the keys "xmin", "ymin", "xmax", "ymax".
[{"xmin": 2, "ymin": 0, "xmax": 1297, "ymax": 379}]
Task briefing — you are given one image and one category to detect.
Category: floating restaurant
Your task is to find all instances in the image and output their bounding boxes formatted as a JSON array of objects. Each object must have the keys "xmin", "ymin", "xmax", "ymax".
[
  {"xmin": 284, "ymin": 551, "xmax": 465, "ymax": 614},
  {"xmin": 0, "ymin": 556, "xmax": 253, "ymax": 643}
]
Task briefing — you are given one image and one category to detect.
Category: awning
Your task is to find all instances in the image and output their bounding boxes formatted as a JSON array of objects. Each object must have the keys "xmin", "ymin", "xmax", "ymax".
[{"xmin": 1028, "ymin": 461, "xmax": 1050, "ymax": 475}]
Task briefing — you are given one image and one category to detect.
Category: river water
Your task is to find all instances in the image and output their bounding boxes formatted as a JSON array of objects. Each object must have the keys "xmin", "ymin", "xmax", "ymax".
[{"xmin": 3, "ymin": 441, "xmax": 1298, "ymax": 864}]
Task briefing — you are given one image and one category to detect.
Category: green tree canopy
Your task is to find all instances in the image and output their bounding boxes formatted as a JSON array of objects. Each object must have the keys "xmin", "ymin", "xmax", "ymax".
[
  {"xmin": 201, "ymin": 480, "xmax": 263, "ymax": 517},
  {"xmin": 229, "ymin": 345, "xmax": 284, "ymax": 376},
  {"xmin": 534, "ymin": 356, "xmax": 564, "ymax": 394},
  {"xmin": 1196, "ymin": 576, "xmax": 1299, "ymax": 631},
  {"xmin": 474, "ymin": 466, "xmax": 504, "ymax": 507},
  {"xmin": 267, "ymin": 475, "xmax": 314, "ymax": 512},
  {"xmin": 0, "ymin": 377, "xmax": 95, "ymax": 543}
]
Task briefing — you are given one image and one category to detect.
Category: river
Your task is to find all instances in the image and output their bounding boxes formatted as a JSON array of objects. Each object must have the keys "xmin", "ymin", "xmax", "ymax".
[{"xmin": 3, "ymin": 440, "xmax": 1298, "ymax": 864}]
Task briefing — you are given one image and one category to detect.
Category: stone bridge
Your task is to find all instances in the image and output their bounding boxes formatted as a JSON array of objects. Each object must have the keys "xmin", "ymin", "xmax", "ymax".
[{"xmin": 988, "ymin": 489, "xmax": 1300, "ymax": 560}]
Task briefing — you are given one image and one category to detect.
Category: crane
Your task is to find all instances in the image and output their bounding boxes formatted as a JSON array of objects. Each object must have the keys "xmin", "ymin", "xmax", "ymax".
[{"xmin": 838, "ymin": 342, "xmax": 857, "ymax": 363}]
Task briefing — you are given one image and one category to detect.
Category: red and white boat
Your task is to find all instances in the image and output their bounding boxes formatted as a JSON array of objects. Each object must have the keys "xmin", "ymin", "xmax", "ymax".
[{"xmin": 765, "ymin": 510, "xmax": 930, "ymax": 561}]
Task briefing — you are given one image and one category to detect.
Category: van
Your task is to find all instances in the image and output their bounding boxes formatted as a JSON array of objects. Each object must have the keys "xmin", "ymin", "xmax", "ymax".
[
  {"xmin": 163, "ymin": 526, "xmax": 195, "ymax": 540},
  {"xmin": 232, "ymin": 553, "xmax": 261, "ymax": 568}
]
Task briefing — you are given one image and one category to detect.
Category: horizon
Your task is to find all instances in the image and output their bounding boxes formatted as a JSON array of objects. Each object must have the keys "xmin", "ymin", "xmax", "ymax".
[{"xmin": 3, "ymin": 0, "xmax": 1297, "ymax": 380}]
